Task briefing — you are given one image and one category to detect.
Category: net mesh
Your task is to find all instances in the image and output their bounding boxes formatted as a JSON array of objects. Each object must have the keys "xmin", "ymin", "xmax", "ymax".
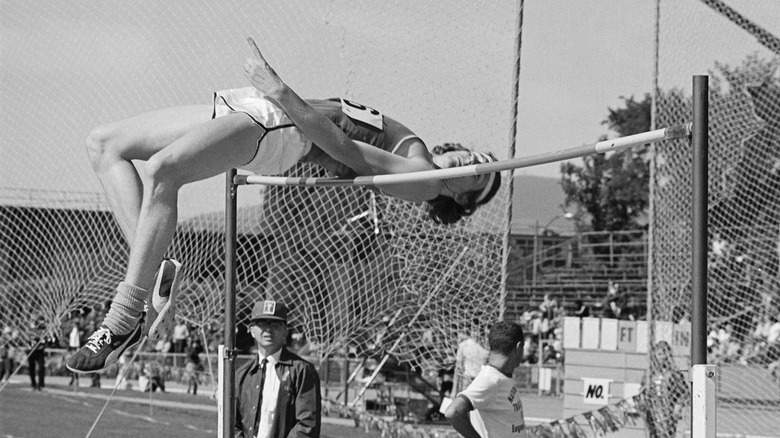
[
  {"xmin": 652, "ymin": 0, "xmax": 780, "ymax": 435},
  {"xmin": 0, "ymin": 1, "xmax": 517, "ymax": 371}
]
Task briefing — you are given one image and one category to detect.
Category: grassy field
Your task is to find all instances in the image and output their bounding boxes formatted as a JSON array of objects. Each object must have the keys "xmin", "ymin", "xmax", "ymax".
[
  {"xmin": 0, "ymin": 373, "xmax": 567, "ymax": 437},
  {"xmin": 0, "ymin": 382, "xmax": 385, "ymax": 438}
]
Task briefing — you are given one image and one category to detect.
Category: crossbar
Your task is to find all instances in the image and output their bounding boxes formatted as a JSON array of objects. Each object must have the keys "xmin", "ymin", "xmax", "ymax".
[{"xmin": 236, "ymin": 123, "xmax": 691, "ymax": 187}]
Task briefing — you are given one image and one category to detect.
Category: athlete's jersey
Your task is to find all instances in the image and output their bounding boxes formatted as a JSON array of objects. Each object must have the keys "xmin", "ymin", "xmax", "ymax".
[
  {"xmin": 303, "ymin": 98, "xmax": 421, "ymax": 178},
  {"xmin": 308, "ymin": 98, "xmax": 418, "ymax": 153},
  {"xmin": 212, "ymin": 87, "xmax": 422, "ymax": 177}
]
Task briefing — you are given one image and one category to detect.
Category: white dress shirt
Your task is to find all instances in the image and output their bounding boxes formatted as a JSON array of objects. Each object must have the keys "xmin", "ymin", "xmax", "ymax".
[{"xmin": 256, "ymin": 349, "xmax": 282, "ymax": 438}]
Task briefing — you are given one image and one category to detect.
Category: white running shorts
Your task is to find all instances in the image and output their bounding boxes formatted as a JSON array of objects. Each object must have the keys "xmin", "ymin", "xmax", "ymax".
[{"xmin": 213, "ymin": 87, "xmax": 312, "ymax": 175}]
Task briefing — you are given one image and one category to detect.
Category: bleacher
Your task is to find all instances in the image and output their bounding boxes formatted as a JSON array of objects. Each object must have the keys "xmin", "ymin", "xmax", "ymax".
[{"xmin": 505, "ymin": 230, "xmax": 648, "ymax": 320}]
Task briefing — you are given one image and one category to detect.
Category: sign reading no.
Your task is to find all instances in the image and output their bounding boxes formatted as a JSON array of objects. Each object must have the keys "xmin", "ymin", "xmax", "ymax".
[{"xmin": 582, "ymin": 378, "xmax": 611, "ymax": 405}]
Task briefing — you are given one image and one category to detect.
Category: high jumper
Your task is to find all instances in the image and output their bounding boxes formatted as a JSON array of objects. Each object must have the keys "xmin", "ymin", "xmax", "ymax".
[{"xmin": 67, "ymin": 38, "xmax": 502, "ymax": 373}]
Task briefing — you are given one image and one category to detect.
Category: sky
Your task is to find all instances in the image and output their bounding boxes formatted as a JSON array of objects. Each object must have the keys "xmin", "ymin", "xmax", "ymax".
[
  {"xmin": 2, "ymin": 0, "xmax": 779, "ymax": 218},
  {"xmin": 514, "ymin": 0, "xmax": 656, "ymax": 178}
]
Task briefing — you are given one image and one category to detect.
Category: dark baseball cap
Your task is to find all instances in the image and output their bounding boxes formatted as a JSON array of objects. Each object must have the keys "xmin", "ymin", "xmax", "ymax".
[{"xmin": 250, "ymin": 300, "xmax": 288, "ymax": 323}]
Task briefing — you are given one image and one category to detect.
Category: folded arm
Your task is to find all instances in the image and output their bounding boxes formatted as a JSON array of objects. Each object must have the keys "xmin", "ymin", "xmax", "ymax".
[{"xmin": 243, "ymin": 38, "xmax": 441, "ymax": 202}]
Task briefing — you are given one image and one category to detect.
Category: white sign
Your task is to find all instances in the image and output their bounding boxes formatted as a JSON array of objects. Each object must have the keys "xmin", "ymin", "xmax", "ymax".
[{"xmin": 582, "ymin": 378, "xmax": 611, "ymax": 405}]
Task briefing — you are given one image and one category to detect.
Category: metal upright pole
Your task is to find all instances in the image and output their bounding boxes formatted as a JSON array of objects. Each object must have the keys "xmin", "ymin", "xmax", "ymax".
[
  {"xmin": 222, "ymin": 169, "xmax": 238, "ymax": 438},
  {"xmin": 691, "ymin": 75, "xmax": 716, "ymax": 438},
  {"xmin": 691, "ymin": 76, "xmax": 708, "ymax": 366}
]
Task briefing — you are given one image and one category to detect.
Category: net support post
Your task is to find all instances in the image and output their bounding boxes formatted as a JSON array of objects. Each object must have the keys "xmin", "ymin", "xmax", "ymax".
[
  {"xmin": 691, "ymin": 75, "xmax": 708, "ymax": 365},
  {"xmin": 691, "ymin": 75, "xmax": 713, "ymax": 437},
  {"xmin": 217, "ymin": 345, "xmax": 225, "ymax": 438},
  {"xmin": 221, "ymin": 169, "xmax": 238, "ymax": 438},
  {"xmin": 691, "ymin": 364, "xmax": 717, "ymax": 438}
]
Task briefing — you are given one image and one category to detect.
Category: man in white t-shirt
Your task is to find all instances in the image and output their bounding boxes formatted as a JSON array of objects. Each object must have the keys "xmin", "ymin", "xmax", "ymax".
[
  {"xmin": 455, "ymin": 329, "xmax": 489, "ymax": 391},
  {"xmin": 445, "ymin": 321, "xmax": 526, "ymax": 437}
]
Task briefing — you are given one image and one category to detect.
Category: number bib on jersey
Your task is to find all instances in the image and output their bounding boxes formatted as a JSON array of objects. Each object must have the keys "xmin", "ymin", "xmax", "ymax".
[{"xmin": 340, "ymin": 98, "xmax": 384, "ymax": 130}]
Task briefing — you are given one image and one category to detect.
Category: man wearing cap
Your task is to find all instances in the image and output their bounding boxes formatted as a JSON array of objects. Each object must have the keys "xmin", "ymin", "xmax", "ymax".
[{"xmin": 235, "ymin": 300, "xmax": 321, "ymax": 438}]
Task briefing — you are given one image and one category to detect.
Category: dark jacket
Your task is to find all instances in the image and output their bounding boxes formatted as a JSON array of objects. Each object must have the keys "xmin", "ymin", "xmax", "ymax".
[{"xmin": 235, "ymin": 348, "xmax": 321, "ymax": 438}]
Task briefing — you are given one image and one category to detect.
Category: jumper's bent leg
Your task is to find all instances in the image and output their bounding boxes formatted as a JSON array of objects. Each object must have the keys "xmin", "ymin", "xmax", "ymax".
[
  {"xmin": 85, "ymin": 105, "xmax": 213, "ymax": 244},
  {"xmin": 123, "ymin": 112, "xmax": 263, "ymax": 293},
  {"xmin": 68, "ymin": 113, "xmax": 263, "ymax": 374}
]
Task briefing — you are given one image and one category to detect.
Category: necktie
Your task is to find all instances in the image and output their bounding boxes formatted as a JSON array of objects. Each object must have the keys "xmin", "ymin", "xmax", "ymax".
[
  {"xmin": 259, "ymin": 359, "xmax": 268, "ymax": 395},
  {"xmin": 254, "ymin": 358, "xmax": 268, "ymax": 433}
]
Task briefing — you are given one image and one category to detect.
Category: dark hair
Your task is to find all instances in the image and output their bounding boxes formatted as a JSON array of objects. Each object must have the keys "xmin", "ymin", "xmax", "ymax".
[
  {"xmin": 488, "ymin": 321, "xmax": 525, "ymax": 355},
  {"xmin": 426, "ymin": 143, "xmax": 502, "ymax": 225}
]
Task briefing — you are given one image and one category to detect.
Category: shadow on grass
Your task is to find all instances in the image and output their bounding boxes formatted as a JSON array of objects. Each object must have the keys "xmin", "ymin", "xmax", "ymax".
[{"xmin": 0, "ymin": 383, "xmax": 384, "ymax": 438}]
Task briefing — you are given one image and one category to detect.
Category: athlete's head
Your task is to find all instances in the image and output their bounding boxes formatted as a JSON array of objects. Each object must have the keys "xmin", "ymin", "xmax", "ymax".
[{"xmin": 427, "ymin": 143, "xmax": 502, "ymax": 225}]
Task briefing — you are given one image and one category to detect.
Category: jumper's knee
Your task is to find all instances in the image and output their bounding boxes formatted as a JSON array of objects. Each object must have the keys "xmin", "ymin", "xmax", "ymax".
[
  {"xmin": 85, "ymin": 124, "xmax": 121, "ymax": 170},
  {"xmin": 145, "ymin": 153, "xmax": 184, "ymax": 196}
]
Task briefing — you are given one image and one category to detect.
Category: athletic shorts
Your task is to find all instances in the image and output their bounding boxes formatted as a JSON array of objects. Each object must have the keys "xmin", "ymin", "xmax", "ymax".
[{"xmin": 212, "ymin": 87, "xmax": 312, "ymax": 175}]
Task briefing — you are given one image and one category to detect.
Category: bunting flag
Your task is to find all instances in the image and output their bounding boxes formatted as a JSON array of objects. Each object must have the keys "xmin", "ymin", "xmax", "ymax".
[
  {"xmin": 551, "ymin": 421, "xmax": 566, "ymax": 438},
  {"xmin": 322, "ymin": 389, "xmax": 650, "ymax": 438},
  {"xmin": 566, "ymin": 417, "xmax": 589, "ymax": 438},
  {"xmin": 583, "ymin": 411, "xmax": 605, "ymax": 437},
  {"xmin": 322, "ymin": 399, "xmax": 463, "ymax": 438}
]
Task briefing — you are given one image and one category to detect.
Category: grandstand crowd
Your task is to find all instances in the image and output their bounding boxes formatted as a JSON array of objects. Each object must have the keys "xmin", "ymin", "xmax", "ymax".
[{"xmin": 2, "ymin": 290, "xmax": 778, "ymax": 390}]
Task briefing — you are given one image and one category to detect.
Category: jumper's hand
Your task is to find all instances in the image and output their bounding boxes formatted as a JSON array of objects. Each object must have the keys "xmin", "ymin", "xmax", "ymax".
[{"xmin": 243, "ymin": 37, "xmax": 286, "ymax": 98}]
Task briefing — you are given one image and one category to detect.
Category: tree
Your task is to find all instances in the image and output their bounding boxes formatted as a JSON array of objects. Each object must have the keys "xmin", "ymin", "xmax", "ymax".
[{"xmin": 560, "ymin": 94, "xmax": 652, "ymax": 232}]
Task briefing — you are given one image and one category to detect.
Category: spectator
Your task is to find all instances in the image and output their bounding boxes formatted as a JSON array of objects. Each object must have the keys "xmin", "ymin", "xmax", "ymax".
[
  {"xmin": 155, "ymin": 334, "xmax": 173, "ymax": 355},
  {"xmin": 709, "ymin": 323, "xmax": 741, "ymax": 363},
  {"xmin": 235, "ymin": 300, "xmax": 321, "ymax": 438},
  {"xmin": 0, "ymin": 341, "xmax": 13, "ymax": 382},
  {"xmin": 185, "ymin": 337, "xmax": 205, "ymax": 396},
  {"xmin": 710, "ymin": 231, "xmax": 728, "ymax": 259},
  {"xmin": 454, "ymin": 324, "xmax": 489, "ymax": 393},
  {"xmin": 717, "ymin": 323, "xmax": 733, "ymax": 346},
  {"xmin": 430, "ymin": 364, "xmax": 456, "ymax": 422},
  {"xmin": 602, "ymin": 281, "xmax": 625, "ymax": 319},
  {"xmin": 623, "ymin": 297, "xmax": 640, "ymax": 321},
  {"xmin": 707, "ymin": 323, "xmax": 720, "ymax": 358},
  {"xmin": 529, "ymin": 311, "xmax": 543, "ymax": 343},
  {"xmin": 90, "ymin": 371, "xmax": 102, "ymax": 388},
  {"xmin": 522, "ymin": 339, "xmax": 538, "ymax": 365},
  {"xmin": 445, "ymin": 321, "xmax": 527, "ymax": 437},
  {"xmin": 539, "ymin": 312, "xmax": 551, "ymax": 340},
  {"xmin": 67, "ymin": 322, "xmax": 82, "ymax": 387},
  {"xmin": 142, "ymin": 361, "xmax": 165, "ymax": 393},
  {"xmin": 542, "ymin": 344, "xmax": 559, "ymax": 365},
  {"xmin": 756, "ymin": 315, "xmax": 780, "ymax": 365},
  {"xmin": 27, "ymin": 337, "xmax": 46, "ymax": 391},
  {"xmin": 439, "ymin": 365, "xmax": 455, "ymax": 399},
  {"xmin": 640, "ymin": 341, "xmax": 689, "ymax": 438},
  {"xmin": 172, "ymin": 323, "xmax": 190, "ymax": 354},
  {"xmin": 573, "ymin": 299, "xmax": 590, "ymax": 318},
  {"xmin": 751, "ymin": 314, "xmax": 772, "ymax": 344},
  {"xmin": 539, "ymin": 294, "xmax": 556, "ymax": 321},
  {"xmin": 767, "ymin": 315, "xmax": 780, "ymax": 345}
]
